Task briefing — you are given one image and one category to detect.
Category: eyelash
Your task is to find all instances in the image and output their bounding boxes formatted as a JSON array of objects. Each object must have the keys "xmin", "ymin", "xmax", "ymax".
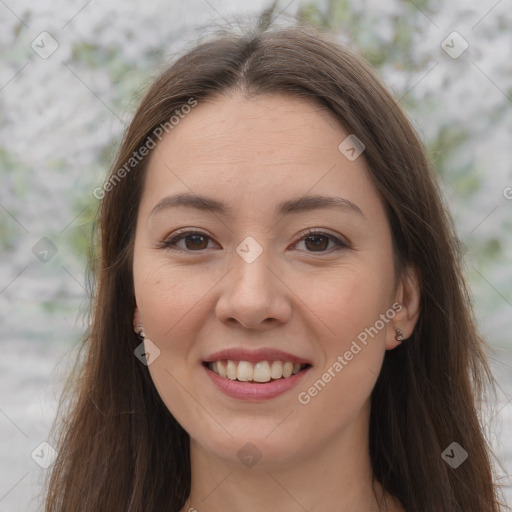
[{"xmin": 159, "ymin": 228, "xmax": 349, "ymax": 254}]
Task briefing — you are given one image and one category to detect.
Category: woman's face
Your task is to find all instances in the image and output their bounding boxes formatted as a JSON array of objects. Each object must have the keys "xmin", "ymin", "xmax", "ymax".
[{"xmin": 132, "ymin": 92, "xmax": 415, "ymax": 467}]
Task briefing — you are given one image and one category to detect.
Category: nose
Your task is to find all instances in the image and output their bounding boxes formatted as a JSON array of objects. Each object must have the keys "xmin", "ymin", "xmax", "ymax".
[{"xmin": 215, "ymin": 246, "xmax": 292, "ymax": 330}]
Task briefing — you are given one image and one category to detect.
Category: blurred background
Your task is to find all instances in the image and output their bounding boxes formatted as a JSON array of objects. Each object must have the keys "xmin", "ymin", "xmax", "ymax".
[{"xmin": 0, "ymin": 0, "xmax": 511, "ymax": 510}]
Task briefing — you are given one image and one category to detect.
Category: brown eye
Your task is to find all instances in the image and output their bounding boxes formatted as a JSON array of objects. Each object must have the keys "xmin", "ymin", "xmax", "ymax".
[
  {"xmin": 161, "ymin": 229, "xmax": 348, "ymax": 254},
  {"xmin": 304, "ymin": 234, "xmax": 329, "ymax": 251},
  {"xmin": 162, "ymin": 231, "xmax": 214, "ymax": 251},
  {"xmin": 295, "ymin": 230, "xmax": 348, "ymax": 253},
  {"xmin": 183, "ymin": 234, "xmax": 209, "ymax": 250}
]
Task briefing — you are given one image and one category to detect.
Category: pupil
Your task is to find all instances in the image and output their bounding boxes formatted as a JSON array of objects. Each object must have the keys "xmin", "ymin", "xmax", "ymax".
[
  {"xmin": 186, "ymin": 235, "xmax": 207, "ymax": 250},
  {"xmin": 306, "ymin": 235, "xmax": 328, "ymax": 251}
]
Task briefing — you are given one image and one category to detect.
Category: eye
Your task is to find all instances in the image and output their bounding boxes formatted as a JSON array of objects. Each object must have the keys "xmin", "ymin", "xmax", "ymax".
[
  {"xmin": 160, "ymin": 229, "xmax": 218, "ymax": 252},
  {"xmin": 293, "ymin": 229, "xmax": 349, "ymax": 253},
  {"xmin": 160, "ymin": 228, "xmax": 349, "ymax": 253}
]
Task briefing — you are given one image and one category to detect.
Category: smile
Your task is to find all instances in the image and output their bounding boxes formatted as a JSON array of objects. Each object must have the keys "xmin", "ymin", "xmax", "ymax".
[{"xmin": 206, "ymin": 360, "xmax": 310, "ymax": 382}]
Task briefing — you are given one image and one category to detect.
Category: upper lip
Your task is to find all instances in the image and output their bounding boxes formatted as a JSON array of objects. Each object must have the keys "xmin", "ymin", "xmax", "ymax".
[{"xmin": 204, "ymin": 348, "xmax": 312, "ymax": 365}]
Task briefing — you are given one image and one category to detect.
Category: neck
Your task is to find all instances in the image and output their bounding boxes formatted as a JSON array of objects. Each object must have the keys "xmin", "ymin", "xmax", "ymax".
[{"xmin": 180, "ymin": 408, "xmax": 403, "ymax": 512}]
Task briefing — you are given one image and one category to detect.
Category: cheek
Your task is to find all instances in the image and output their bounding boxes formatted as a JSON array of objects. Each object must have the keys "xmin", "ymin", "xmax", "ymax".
[
  {"xmin": 133, "ymin": 256, "xmax": 208, "ymax": 344},
  {"xmin": 292, "ymin": 258, "xmax": 393, "ymax": 406},
  {"xmin": 296, "ymin": 257, "xmax": 395, "ymax": 347},
  {"xmin": 133, "ymin": 259, "xmax": 211, "ymax": 427},
  {"xmin": 294, "ymin": 275, "xmax": 390, "ymax": 433}
]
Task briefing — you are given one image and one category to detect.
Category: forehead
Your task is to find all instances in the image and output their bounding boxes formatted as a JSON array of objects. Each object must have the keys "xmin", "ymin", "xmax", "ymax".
[
  {"xmin": 141, "ymin": 91, "xmax": 383, "ymax": 220},
  {"xmin": 162, "ymin": 92, "xmax": 343, "ymax": 164}
]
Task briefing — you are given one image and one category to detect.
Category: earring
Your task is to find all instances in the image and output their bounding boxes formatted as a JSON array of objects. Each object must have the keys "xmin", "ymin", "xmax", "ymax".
[
  {"xmin": 394, "ymin": 327, "xmax": 405, "ymax": 341},
  {"xmin": 135, "ymin": 323, "xmax": 145, "ymax": 340}
]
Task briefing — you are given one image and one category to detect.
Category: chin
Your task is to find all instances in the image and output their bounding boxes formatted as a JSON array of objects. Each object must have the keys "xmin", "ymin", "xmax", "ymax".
[{"xmin": 190, "ymin": 423, "xmax": 313, "ymax": 470}]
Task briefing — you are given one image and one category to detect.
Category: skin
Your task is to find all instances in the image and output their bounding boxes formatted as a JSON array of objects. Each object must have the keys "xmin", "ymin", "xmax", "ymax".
[{"xmin": 132, "ymin": 91, "xmax": 420, "ymax": 512}]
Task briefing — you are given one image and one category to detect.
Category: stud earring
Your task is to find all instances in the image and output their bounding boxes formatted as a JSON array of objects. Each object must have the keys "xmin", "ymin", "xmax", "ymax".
[
  {"xmin": 394, "ymin": 327, "xmax": 405, "ymax": 342},
  {"xmin": 135, "ymin": 323, "xmax": 145, "ymax": 340}
]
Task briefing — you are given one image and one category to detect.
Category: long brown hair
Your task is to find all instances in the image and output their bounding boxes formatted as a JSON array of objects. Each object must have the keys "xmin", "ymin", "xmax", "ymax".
[{"xmin": 44, "ymin": 21, "xmax": 505, "ymax": 512}]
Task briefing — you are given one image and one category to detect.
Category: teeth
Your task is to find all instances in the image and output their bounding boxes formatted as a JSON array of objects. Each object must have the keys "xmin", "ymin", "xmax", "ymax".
[
  {"xmin": 226, "ymin": 360, "xmax": 237, "ymax": 380},
  {"xmin": 282, "ymin": 362, "xmax": 293, "ymax": 378},
  {"xmin": 237, "ymin": 361, "xmax": 253, "ymax": 381},
  {"xmin": 208, "ymin": 359, "xmax": 307, "ymax": 382},
  {"xmin": 270, "ymin": 361, "xmax": 283, "ymax": 379},
  {"xmin": 217, "ymin": 360, "xmax": 227, "ymax": 378},
  {"xmin": 253, "ymin": 361, "xmax": 271, "ymax": 382}
]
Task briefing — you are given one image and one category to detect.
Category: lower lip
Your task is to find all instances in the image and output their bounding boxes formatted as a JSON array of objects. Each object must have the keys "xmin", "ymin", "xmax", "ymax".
[{"xmin": 204, "ymin": 364, "xmax": 310, "ymax": 401}]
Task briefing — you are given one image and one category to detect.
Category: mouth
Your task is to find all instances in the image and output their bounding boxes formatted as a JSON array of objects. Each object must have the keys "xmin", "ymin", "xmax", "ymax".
[
  {"xmin": 202, "ymin": 348, "xmax": 312, "ymax": 400},
  {"xmin": 203, "ymin": 359, "xmax": 312, "ymax": 383}
]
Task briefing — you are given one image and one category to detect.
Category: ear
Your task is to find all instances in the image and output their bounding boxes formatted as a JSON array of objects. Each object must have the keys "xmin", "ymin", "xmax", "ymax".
[
  {"xmin": 133, "ymin": 305, "xmax": 143, "ymax": 334},
  {"xmin": 386, "ymin": 265, "xmax": 421, "ymax": 350}
]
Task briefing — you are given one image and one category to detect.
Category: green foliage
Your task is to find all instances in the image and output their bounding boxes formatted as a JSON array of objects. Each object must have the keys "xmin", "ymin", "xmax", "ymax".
[
  {"xmin": 0, "ymin": 148, "xmax": 30, "ymax": 251},
  {"xmin": 64, "ymin": 199, "xmax": 99, "ymax": 266}
]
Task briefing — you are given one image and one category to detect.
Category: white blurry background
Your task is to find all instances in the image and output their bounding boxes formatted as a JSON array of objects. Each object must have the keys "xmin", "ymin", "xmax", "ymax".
[{"xmin": 0, "ymin": 0, "xmax": 511, "ymax": 510}]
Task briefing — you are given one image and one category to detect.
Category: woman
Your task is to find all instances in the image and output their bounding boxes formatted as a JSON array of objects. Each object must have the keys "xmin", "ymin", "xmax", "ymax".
[{"xmin": 44, "ymin": 22, "xmax": 505, "ymax": 512}]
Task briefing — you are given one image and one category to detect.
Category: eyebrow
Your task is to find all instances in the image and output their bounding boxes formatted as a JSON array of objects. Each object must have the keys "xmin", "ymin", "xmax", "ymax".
[{"xmin": 150, "ymin": 192, "xmax": 365, "ymax": 218}]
